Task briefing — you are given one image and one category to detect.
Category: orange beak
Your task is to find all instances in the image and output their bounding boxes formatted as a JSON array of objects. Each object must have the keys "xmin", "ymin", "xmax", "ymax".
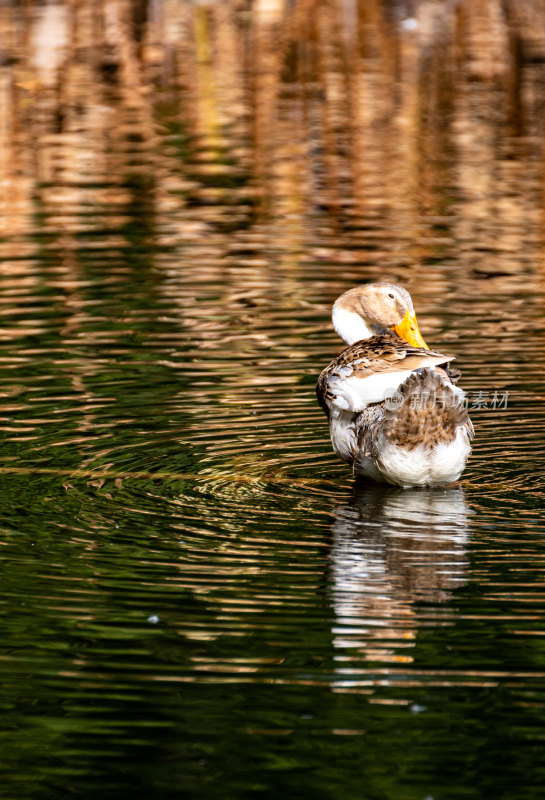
[{"xmin": 393, "ymin": 310, "xmax": 429, "ymax": 349}]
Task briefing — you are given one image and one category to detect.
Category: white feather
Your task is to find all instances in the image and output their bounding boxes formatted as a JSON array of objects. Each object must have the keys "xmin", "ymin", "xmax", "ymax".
[
  {"xmin": 328, "ymin": 370, "xmax": 417, "ymax": 412},
  {"xmin": 326, "ymin": 351, "xmax": 455, "ymax": 414},
  {"xmin": 329, "ymin": 409, "xmax": 357, "ymax": 463},
  {"xmin": 332, "ymin": 306, "xmax": 374, "ymax": 345},
  {"xmin": 355, "ymin": 428, "xmax": 471, "ymax": 487}
]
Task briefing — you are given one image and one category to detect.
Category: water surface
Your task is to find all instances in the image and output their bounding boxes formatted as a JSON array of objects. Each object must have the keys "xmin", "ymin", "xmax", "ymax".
[{"xmin": 0, "ymin": 1, "xmax": 545, "ymax": 798}]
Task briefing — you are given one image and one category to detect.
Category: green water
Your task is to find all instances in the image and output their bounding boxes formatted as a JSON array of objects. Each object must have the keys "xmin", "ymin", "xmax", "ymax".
[{"xmin": 0, "ymin": 0, "xmax": 545, "ymax": 797}]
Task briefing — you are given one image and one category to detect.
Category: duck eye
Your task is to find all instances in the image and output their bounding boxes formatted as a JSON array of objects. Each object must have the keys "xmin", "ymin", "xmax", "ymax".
[{"xmin": 388, "ymin": 293, "xmax": 395, "ymax": 299}]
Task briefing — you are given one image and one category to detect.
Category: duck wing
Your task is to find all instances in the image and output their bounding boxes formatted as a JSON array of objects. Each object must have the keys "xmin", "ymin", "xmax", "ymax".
[{"xmin": 316, "ymin": 334, "xmax": 455, "ymax": 417}]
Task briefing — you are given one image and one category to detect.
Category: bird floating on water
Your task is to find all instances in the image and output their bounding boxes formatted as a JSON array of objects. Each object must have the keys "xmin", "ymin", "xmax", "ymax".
[{"xmin": 316, "ymin": 282, "xmax": 473, "ymax": 487}]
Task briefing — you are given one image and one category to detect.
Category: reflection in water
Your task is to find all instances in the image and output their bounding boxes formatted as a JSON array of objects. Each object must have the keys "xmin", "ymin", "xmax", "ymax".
[
  {"xmin": 331, "ymin": 484, "xmax": 470, "ymax": 678},
  {"xmin": 1, "ymin": 0, "xmax": 545, "ymax": 285}
]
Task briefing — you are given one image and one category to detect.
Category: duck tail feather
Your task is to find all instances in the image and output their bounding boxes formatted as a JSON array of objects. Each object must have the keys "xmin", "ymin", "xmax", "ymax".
[{"xmin": 382, "ymin": 368, "xmax": 472, "ymax": 451}]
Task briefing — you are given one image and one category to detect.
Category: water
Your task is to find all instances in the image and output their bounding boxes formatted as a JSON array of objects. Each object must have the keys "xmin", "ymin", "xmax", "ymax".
[{"xmin": 0, "ymin": 0, "xmax": 545, "ymax": 797}]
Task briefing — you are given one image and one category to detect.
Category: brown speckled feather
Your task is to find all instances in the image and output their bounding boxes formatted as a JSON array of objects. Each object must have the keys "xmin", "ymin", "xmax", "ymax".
[
  {"xmin": 382, "ymin": 369, "xmax": 473, "ymax": 450},
  {"xmin": 316, "ymin": 333, "xmax": 454, "ymax": 418},
  {"xmin": 330, "ymin": 334, "xmax": 452, "ymax": 373},
  {"xmin": 354, "ymin": 369, "xmax": 473, "ymax": 456}
]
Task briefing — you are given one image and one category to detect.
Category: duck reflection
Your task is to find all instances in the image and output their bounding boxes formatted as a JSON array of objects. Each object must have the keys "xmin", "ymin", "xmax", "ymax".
[{"xmin": 330, "ymin": 483, "xmax": 470, "ymax": 673}]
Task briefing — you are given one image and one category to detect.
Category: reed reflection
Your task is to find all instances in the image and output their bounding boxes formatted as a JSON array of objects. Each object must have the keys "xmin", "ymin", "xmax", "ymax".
[
  {"xmin": 1, "ymin": 0, "xmax": 544, "ymax": 278},
  {"xmin": 330, "ymin": 484, "xmax": 470, "ymax": 681}
]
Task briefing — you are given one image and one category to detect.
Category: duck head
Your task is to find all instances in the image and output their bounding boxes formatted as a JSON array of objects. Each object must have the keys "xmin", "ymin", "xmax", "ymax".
[{"xmin": 331, "ymin": 282, "xmax": 429, "ymax": 348}]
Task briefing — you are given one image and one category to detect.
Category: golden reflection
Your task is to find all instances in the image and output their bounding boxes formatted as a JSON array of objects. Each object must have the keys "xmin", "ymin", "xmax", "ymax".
[
  {"xmin": 0, "ymin": 0, "xmax": 542, "ymax": 274},
  {"xmin": 330, "ymin": 484, "xmax": 470, "ymax": 687}
]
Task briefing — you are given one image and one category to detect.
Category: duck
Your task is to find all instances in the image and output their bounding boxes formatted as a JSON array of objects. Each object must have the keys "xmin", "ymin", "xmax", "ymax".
[{"xmin": 316, "ymin": 282, "xmax": 473, "ymax": 487}]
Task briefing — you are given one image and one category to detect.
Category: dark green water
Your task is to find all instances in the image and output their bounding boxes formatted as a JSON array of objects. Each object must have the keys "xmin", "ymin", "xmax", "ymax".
[
  {"xmin": 1, "ymin": 1, "xmax": 545, "ymax": 797},
  {"xmin": 1, "ymin": 219, "xmax": 544, "ymax": 800}
]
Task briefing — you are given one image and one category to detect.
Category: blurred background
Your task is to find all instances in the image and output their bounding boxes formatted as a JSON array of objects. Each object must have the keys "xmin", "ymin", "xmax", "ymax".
[
  {"xmin": 0, "ymin": 1, "xmax": 545, "ymax": 799},
  {"xmin": 3, "ymin": 0, "xmax": 545, "ymax": 269}
]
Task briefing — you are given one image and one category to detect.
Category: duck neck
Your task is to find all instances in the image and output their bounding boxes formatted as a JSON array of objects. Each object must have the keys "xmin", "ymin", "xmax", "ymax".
[{"xmin": 332, "ymin": 303, "xmax": 374, "ymax": 345}]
